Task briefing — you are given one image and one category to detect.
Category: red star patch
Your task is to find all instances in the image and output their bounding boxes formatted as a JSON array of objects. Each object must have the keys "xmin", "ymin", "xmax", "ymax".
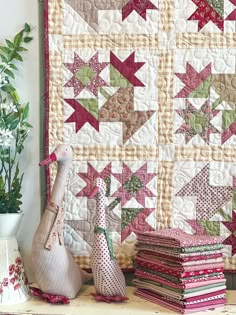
[
  {"xmin": 64, "ymin": 52, "xmax": 109, "ymax": 97},
  {"xmin": 188, "ymin": 0, "xmax": 224, "ymax": 31},
  {"xmin": 175, "ymin": 63, "xmax": 211, "ymax": 98},
  {"xmin": 121, "ymin": 207, "xmax": 155, "ymax": 241},
  {"xmin": 223, "ymin": 210, "xmax": 236, "ymax": 256},
  {"xmin": 77, "ymin": 163, "xmax": 111, "ymax": 197},
  {"xmin": 112, "ymin": 163, "xmax": 156, "ymax": 207},
  {"xmin": 122, "ymin": 0, "xmax": 157, "ymax": 21},
  {"xmin": 64, "ymin": 99, "xmax": 99, "ymax": 132},
  {"xmin": 110, "ymin": 52, "xmax": 145, "ymax": 87}
]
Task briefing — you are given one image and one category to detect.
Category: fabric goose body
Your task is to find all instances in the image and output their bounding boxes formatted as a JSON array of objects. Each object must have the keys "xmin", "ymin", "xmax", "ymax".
[
  {"xmin": 32, "ymin": 145, "xmax": 91, "ymax": 299},
  {"xmin": 89, "ymin": 178, "xmax": 127, "ymax": 301}
]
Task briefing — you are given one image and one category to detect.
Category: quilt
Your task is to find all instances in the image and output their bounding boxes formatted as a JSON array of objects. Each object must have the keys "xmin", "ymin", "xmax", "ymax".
[{"xmin": 44, "ymin": 0, "xmax": 236, "ymax": 272}]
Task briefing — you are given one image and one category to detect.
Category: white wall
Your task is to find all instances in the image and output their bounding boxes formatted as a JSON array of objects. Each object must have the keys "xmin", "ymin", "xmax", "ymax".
[{"xmin": 0, "ymin": 0, "xmax": 41, "ymax": 281}]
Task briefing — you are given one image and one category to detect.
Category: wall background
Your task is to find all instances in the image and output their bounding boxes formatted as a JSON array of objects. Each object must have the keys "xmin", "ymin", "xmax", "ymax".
[{"xmin": 0, "ymin": 0, "xmax": 41, "ymax": 281}]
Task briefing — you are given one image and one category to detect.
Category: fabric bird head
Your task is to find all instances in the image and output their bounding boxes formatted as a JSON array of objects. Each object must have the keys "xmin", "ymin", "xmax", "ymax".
[
  {"xmin": 89, "ymin": 178, "xmax": 106, "ymax": 198},
  {"xmin": 39, "ymin": 144, "xmax": 73, "ymax": 166}
]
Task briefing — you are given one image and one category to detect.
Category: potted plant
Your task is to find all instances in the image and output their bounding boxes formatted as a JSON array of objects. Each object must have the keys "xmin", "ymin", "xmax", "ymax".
[{"xmin": 0, "ymin": 24, "xmax": 33, "ymax": 238}]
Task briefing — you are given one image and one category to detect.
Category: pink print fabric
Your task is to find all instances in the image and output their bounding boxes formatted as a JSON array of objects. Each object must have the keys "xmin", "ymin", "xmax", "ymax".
[
  {"xmin": 135, "ymin": 269, "xmax": 226, "ymax": 290},
  {"xmin": 135, "ymin": 289, "xmax": 226, "ymax": 314},
  {"xmin": 135, "ymin": 255, "xmax": 224, "ymax": 278},
  {"xmin": 137, "ymin": 228, "xmax": 223, "ymax": 247},
  {"xmin": 137, "ymin": 249, "xmax": 223, "ymax": 263},
  {"xmin": 136, "ymin": 243, "xmax": 223, "ymax": 257},
  {"xmin": 133, "ymin": 228, "xmax": 226, "ymax": 313}
]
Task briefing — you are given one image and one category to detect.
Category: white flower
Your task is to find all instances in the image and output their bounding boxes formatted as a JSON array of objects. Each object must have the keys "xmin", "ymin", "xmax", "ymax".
[
  {"xmin": 19, "ymin": 124, "xmax": 29, "ymax": 131},
  {"xmin": 0, "ymin": 103, "xmax": 7, "ymax": 110},
  {"xmin": 0, "ymin": 74, "xmax": 8, "ymax": 88},
  {"xmin": 1, "ymin": 138, "xmax": 12, "ymax": 146},
  {"xmin": 0, "ymin": 62, "xmax": 11, "ymax": 70},
  {"xmin": 19, "ymin": 124, "xmax": 30, "ymax": 134},
  {"xmin": 9, "ymin": 103, "xmax": 17, "ymax": 112},
  {"xmin": 0, "ymin": 102, "xmax": 17, "ymax": 113},
  {"xmin": 0, "ymin": 127, "xmax": 14, "ymax": 147}
]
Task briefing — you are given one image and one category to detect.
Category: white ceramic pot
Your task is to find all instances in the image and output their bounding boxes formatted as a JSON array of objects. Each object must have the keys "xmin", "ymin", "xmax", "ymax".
[
  {"xmin": 0, "ymin": 213, "xmax": 31, "ymax": 305},
  {"xmin": 0, "ymin": 213, "xmax": 23, "ymax": 239}
]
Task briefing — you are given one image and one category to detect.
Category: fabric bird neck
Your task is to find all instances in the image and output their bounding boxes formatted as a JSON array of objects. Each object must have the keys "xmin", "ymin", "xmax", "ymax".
[
  {"xmin": 39, "ymin": 145, "xmax": 73, "ymax": 208},
  {"xmin": 89, "ymin": 178, "xmax": 107, "ymax": 229},
  {"xmin": 50, "ymin": 161, "xmax": 70, "ymax": 207},
  {"xmin": 94, "ymin": 191, "xmax": 107, "ymax": 229}
]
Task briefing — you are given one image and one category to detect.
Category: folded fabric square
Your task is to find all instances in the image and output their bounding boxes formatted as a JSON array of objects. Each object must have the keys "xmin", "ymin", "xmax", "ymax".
[
  {"xmin": 137, "ymin": 228, "xmax": 223, "ymax": 248},
  {"xmin": 135, "ymin": 289, "xmax": 226, "ymax": 314}
]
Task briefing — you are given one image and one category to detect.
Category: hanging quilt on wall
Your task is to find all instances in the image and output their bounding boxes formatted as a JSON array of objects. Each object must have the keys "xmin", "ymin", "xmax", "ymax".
[{"xmin": 44, "ymin": 0, "xmax": 236, "ymax": 271}]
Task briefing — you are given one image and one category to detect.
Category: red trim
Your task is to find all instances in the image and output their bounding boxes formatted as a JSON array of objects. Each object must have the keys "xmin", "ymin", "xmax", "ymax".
[
  {"xmin": 43, "ymin": 0, "xmax": 51, "ymax": 200},
  {"xmin": 39, "ymin": 152, "xmax": 57, "ymax": 166}
]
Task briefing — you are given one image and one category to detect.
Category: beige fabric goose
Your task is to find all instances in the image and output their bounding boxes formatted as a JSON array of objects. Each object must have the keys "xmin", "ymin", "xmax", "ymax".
[{"xmin": 32, "ymin": 144, "xmax": 92, "ymax": 299}]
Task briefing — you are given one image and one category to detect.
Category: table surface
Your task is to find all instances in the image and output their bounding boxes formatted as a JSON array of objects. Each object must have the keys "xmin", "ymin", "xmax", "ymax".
[{"xmin": 1, "ymin": 286, "xmax": 236, "ymax": 315}]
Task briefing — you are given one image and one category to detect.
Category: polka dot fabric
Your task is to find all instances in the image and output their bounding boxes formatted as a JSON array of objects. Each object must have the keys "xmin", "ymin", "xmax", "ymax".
[{"xmin": 89, "ymin": 178, "xmax": 127, "ymax": 300}]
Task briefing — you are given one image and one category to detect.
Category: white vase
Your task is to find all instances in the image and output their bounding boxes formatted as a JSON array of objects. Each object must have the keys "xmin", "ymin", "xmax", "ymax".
[
  {"xmin": 0, "ymin": 213, "xmax": 24, "ymax": 239},
  {"xmin": 0, "ymin": 213, "xmax": 31, "ymax": 305}
]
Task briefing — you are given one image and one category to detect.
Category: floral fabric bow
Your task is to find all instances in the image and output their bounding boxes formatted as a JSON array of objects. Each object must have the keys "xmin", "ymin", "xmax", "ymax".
[{"xmin": 45, "ymin": 201, "xmax": 64, "ymax": 250}]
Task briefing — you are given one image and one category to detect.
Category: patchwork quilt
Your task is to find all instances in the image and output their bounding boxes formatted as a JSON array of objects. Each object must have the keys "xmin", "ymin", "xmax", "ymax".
[{"xmin": 44, "ymin": 0, "xmax": 236, "ymax": 271}]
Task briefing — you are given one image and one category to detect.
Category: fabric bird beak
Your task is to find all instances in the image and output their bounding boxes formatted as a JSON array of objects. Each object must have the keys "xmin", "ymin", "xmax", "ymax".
[
  {"xmin": 89, "ymin": 186, "xmax": 99, "ymax": 198},
  {"xmin": 39, "ymin": 152, "xmax": 57, "ymax": 166}
]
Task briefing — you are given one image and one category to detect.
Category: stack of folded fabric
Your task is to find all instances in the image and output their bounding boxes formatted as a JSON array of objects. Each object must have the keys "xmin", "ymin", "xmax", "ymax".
[{"xmin": 133, "ymin": 228, "xmax": 226, "ymax": 313}]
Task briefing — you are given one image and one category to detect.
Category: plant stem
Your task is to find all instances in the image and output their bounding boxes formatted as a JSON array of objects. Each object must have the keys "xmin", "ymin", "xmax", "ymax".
[
  {"xmin": 0, "ymin": 84, "xmax": 3, "ymax": 103},
  {"xmin": 2, "ymin": 158, "xmax": 8, "ymax": 190},
  {"xmin": 0, "ymin": 148, "xmax": 3, "ymax": 175},
  {"xmin": 8, "ymin": 148, "xmax": 11, "ymax": 193}
]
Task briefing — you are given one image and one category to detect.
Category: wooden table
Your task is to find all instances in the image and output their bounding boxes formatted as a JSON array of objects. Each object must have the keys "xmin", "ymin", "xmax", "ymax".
[{"xmin": 1, "ymin": 286, "xmax": 236, "ymax": 315}]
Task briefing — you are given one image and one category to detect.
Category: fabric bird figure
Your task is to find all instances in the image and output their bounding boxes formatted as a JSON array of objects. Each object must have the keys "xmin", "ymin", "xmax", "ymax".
[
  {"xmin": 31, "ymin": 144, "xmax": 92, "ymax": 301},
  {"xmin": 89, "ymin": 178, "xmax": 128, "ymax": 302}
]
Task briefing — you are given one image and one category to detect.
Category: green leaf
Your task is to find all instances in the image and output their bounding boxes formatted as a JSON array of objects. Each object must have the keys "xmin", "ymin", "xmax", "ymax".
[
  {"xmin": 24, "ymin": 23, "xmax": 31, "ymax": 33},
  {"xmin": 0, "ymin": 46, "xmax": 11, "ymax": 54},
  {"xmin": 0, "ymin": 53, "xmax": 8, "ymax": 63},
  {"xmin": 1, "ymin": 84, "xmax": 15, "ymax": 93},
  {"xmin": 1, "ymin": 148, "xmax": 9, "ymax": 156},
  {"xmin": 24, "ymin": 122, "xmax": 33, "ymax": 128},
  {"xmin": 9, "ymin": 64, "xmax": 18, "ymax": 71},
  {"xmin": 7, "ymin": 51, "xmax": 15, "ymax": 61},
  {"xmin": 9, "ymin": 119, "xmax": 19, "ymax": 130},
  {"xmin": 22, "ymin": 103, "xmax": 29, "ymax": 120},
  {"xmin": 13, "ymin": 30, "xmax": 24, "ymax": 47},
  {"xmin": 5, "ymin": 112, "xmax": 16, "ymax": 123},
  {"xmin": 4, "ymin": 69, "xmax": 15, "ymax": 79},
  {"xmin": 16, "ymin": 144, "xmax": 24, "ymax": 154},
  {"xmin": 0, "ymin": 176, "xmax": 5, "ymax": 190},
  {"xmin": 5, "ymin": 39, "xmax": 14, "ymax": 48},
  {"xmin": 10, "ymin": 90, "xmax": 20, "ymax": 103},
  {"xmin": 14, "ymin": 164, "xmax": 19, "ymax": 181},
  {"xmin": 23, "ymin": 37, "xmax": 33, "ymax": 43},
  {"xmin": 14, "ymin": 53, "xmax": 23, "ymax": 62},
  {"xmin": 17, "ymin": 47, "xmax": 28, "ymax": 52}
]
